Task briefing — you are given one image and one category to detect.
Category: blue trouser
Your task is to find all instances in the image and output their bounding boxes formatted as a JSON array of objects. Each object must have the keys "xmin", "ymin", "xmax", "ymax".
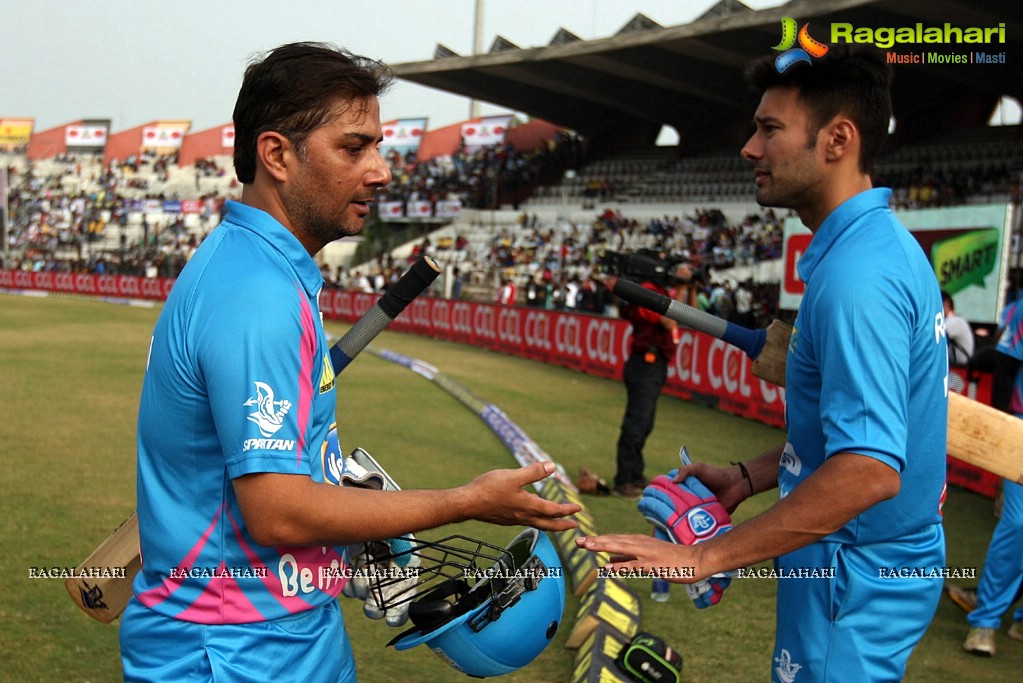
[
  {"xmin": 773, "ymin": 524, "xmax": 944, "ymax": 682},
  {"xmin": 968, "ymin": 479, "xmax": 1023, "ymax": 628},
  {"xmin": 120, "ymin": 598, "xmax": 356, "ymax": 682},
  {"xmin": 615, "ymin": 353, "xmax": 667, "ymax": 485}
]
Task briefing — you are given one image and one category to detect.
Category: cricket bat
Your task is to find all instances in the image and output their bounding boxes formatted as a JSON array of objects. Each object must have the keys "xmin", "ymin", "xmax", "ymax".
[
  {"xmin": 609, "ymin": 277, "xmax": 1023, "ymax": 486},
  {"xmin": 66, "ymin": 255, "xmax": 442, "ymax": 623}
]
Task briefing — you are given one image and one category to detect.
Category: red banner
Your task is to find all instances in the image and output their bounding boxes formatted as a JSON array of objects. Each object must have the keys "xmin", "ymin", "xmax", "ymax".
[
  {"xmin": 0, "ymin": 269, "xmax": 174, "ymax": 300},
  {"xmin": 318, "ymin": 290, "xmax": 786, "ymax": 427},
  {"xmin": 1, "ymin": 271, "xmax": 997, "ymax": 498}
]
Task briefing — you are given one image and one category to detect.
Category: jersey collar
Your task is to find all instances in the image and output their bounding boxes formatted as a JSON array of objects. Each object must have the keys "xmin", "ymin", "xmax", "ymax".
[
  {"xmin": 796, "ymin": 188, "xmax": 892, "ymax": 285},
  {"xmin": 222, "ymin": 200, "xmax": 323, "ymax": 297}
]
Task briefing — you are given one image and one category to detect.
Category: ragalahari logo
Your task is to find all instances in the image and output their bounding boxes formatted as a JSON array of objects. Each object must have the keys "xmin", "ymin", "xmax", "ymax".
[{"xmin": 773, "ymin": 17, "xmax": 829, "ymax": 72}]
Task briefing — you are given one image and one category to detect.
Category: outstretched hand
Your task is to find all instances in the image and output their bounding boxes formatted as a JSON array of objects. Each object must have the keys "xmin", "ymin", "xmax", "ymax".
[
  {"xmin": 462, "ymin": 462, "xmax": 581, "ymax": 532},
  {"xmin": 575, "ymin": 533, "xmax": 705, "ymax": 584}
]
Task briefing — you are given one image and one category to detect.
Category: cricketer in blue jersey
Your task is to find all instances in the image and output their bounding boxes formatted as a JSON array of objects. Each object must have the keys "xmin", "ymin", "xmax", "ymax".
[
  {"xmin": 960, "ymin": 298, "xmax": 1023, "ymax": 656},
  {"xmin": 577, "ymin": 48, "xmax": 948, "ymax": 682},
  {"xmin": 119, "ymin": 42, "xmax": 579, "ymax": 683}
]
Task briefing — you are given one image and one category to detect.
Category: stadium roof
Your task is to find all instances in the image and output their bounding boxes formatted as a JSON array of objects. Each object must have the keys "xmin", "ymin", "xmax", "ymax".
[{"xmin": 392, "ymin": 0, "xmax": 1021, "ymax": 157}]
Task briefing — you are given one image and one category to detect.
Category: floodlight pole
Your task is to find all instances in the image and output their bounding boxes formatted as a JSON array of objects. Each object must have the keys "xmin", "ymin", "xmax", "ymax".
[{"xmin": 469, "ymin": 0, "xmax": 484, "ymax": 119}]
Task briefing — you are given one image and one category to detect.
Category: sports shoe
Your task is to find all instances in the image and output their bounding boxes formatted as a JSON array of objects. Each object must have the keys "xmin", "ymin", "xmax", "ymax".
[
  {"xmin": 945, "ymin": 584, "xmax": 978, "ymax": 613},
  {"xmin": 1009, "ymin": 620, "xmax": 1023, "ymax": 643},
  {"xmin": 576, "ymin": 467, "xmax": 611, "ymax": 496},
  {"xmin": 963, "ymin": 627, "xmax": 996, "ymax": 656},
  {"xmin": 613, "ymin": 482, "xmax": 645, "ymax": 500}
]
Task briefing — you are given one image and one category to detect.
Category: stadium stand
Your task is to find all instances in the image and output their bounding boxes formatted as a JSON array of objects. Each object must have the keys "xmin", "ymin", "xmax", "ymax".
[{"xmin": 3, "ymin": 122, "xmax": 1020, "ymax": 308}]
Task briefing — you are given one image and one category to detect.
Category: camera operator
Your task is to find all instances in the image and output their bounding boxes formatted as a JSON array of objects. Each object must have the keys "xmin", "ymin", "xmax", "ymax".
[{"xmin": 610, "ymin": 257, "xmax": 693, "ymax": 499}]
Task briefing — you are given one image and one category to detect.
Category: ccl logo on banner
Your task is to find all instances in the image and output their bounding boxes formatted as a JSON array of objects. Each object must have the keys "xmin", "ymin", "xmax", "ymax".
[{"xmin": 773, "ymin": 17, "xmax": 829, "ymax": 72}]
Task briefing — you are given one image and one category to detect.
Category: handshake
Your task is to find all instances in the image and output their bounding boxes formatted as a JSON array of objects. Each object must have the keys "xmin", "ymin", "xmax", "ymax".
[{"xmin": 637, "ymin": 455, "xmax": 734, "ymax": 609}]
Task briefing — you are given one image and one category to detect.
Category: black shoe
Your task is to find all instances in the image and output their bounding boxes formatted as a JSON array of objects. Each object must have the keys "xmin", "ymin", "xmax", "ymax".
[{"xmin": 613, "ymin": 482, "xmax": 644, "ymax": 500}]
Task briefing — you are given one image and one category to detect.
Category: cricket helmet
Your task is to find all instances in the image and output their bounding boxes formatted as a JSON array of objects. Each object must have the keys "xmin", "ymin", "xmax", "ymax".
[{"xmin": 380, "ymin": 527, "xmax": 565, "ymax": 678}]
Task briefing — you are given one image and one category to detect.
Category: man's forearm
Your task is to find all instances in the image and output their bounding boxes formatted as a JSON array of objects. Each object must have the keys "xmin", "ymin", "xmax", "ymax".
[
  {"xmin": 697, "ymin": 451, "xmax": 900, "ymax": 577},
  {"xmin": 741, "ymin": 444, "xmax": 784, "ymax": 496},
  {"xmin": 234, "ymin": 473, "xmax": 472, "ymax": 547}
]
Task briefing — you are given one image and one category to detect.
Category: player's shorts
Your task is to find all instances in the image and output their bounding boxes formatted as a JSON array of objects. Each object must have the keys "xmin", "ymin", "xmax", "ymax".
[
  {"xmin": 772, "ymin": 524, "xmax": 944, "ymax": 682},
  {"xmin": 120, "ymin": 598, "xmax": 356, "ymax": 682}
]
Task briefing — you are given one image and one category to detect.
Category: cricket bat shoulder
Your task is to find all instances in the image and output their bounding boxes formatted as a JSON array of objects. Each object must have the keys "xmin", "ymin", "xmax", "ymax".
[
  {"xmin": 64, "ymin": 512, "xmax": 140, "ymax": 623},
  {"xmin": 751, "ymin": 320, "xmax": 792, "ymax": 388}
]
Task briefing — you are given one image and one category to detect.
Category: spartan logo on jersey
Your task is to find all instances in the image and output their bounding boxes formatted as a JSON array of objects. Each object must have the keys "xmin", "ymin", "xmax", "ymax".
[
  {"xmin": 774, "ymin": 648, "xmax": 802, "ymax": 683},
  {"xmin": 243, "ymin": 381, "xmax": 292, "ymax": 437},
  {"xmin": 319, "ymin": 354, "xmax": 335, "ymax": 394}
]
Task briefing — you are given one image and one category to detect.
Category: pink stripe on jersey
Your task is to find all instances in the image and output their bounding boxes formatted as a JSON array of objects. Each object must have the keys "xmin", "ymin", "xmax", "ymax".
[
  {"xmin": 137, "ymin": 504, "xmax": 224, "ymax": 610},
  {"xmin": 224, "ymin": 506, "xmax": 345, "ymax": 610},
  {"xmin": 294, "ymin": 284, "xmax": 317, "ymax": 468},
  {"xmin": 173, "ymin": 561, "xmax": 263, "ymax": 623}
]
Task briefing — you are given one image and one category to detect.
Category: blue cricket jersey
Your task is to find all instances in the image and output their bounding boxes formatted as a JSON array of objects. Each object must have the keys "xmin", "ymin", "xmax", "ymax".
[
  {"xmin": 997, "ymin": 299, "xmax": 1023, "ymax": 415},
  {"xmin": 133, "ymin": 201, "xmax": 348, "ymax": 623},
  {"xmin": 783, "ymin": 188, "xmax": 947, "ymax": 544}
]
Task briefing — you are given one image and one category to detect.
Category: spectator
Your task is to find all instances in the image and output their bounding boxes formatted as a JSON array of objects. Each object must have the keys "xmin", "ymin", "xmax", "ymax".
[
  {"xmin": 496, "ymin": 275, "xmax": 517, "ymax": 305},
  {"xmin": 957, "ymin": 295, "xmax": 1023, "ymax": 656},
  {"xmin": 943, "ymin": 290, "xmax": 975, "ymax": 367}
]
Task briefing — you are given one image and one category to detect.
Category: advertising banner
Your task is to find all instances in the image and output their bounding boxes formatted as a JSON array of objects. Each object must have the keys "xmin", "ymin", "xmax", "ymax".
[{"xmin": 780, "ymin": 204, "xmax": 1015, "ymax": 323}]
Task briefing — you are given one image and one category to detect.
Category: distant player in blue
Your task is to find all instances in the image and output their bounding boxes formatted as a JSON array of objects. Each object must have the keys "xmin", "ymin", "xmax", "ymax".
[
  {"xmin": 960, "ymin": 297, "xmax": 1023, "ymax": 656},
  {"xmin": 119, "ymin": 42, "xmax": 579, "ymax": 683},
  {"xmin": 577, "ymin": 49, "xmax": 947, "ymax": 682}
]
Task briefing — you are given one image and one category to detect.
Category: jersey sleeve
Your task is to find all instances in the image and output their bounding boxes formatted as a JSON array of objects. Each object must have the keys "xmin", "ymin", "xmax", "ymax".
[
  {"xmin": 193, "ymin": 273, "xmax": 320, "ymax": 480},
  {"xmin": 811, "ymin": 274, "xmax": 910, "ymax": 473}
]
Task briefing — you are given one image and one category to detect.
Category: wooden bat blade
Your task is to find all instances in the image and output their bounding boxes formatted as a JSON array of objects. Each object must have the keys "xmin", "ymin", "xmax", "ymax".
[
  {"xmin": 747, "ymin": 323, "xmax": 1023, "ymax": 485},
  {"xmin": 64, "ymin": 512, "xmax": 141, "ymax": 624},
  {"xmin": 744, "ymin": 321, "xmax": 1023, "ymax": 484},
  {"xmin": 947, "ymin": 392, "xmax": 1023, "ymax": 485}
]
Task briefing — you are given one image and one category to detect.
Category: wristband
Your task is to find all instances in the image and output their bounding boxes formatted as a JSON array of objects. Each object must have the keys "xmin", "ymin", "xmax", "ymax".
[{"xmin": 732, "ymin": 461, "xmax": 754, "ymax": 497}]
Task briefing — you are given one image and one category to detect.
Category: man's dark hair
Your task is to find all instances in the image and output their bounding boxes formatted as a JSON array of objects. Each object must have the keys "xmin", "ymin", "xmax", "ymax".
[
  {"xmin": 744, "ymin": 47, "xmax": 892, "ymax": 174},
  {"xmin": 232, "ymin": 42, "xmax": 393, "ymax": 183}
]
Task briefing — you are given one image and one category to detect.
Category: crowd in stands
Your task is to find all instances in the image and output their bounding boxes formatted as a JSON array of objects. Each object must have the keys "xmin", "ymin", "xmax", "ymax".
[
  {"xmin": 2, "ymin": 151, "xmax": 227, "ymax": 278},
  {"xmin": 3, "ymin": 123, "xmax": 1019, "ymax": 332},
  {"xmin": 877, "ymin": 162, "xmax": 1020, "ymax": 210},
  {"xmin": 379, "ymin": 129, "xmax": 585, "ymax": 211},
  {"xmin": 477, "ymin": 206, "xmax": 785, "ymax": 327}
]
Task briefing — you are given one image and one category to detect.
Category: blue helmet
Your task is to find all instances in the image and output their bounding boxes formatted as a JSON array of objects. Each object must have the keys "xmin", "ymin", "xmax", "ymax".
[{"xmin": 383, "ymin": 528, "xmax": 565, "ymax": 678}]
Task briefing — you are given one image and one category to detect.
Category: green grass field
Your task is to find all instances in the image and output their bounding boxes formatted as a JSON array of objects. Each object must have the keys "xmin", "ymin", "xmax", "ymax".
[{"xmin": 2, "ymin": 293, "xmax": 1020, "ymax": 682}]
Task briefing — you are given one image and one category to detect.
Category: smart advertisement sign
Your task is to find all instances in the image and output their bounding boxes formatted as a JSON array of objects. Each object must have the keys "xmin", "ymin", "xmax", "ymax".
[{"xmin": 779, "ymin": 204, "xmax": 1015, "ymax": 323}]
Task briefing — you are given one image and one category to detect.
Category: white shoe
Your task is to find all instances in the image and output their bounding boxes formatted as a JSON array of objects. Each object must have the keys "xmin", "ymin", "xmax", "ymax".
[{"xmin": 963, "ymin": 627, "xmax": 996, "ymax": 656}]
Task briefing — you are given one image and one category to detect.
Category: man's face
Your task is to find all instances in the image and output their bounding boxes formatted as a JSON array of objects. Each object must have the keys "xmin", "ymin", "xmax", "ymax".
[
  {"xmin": 740, "ymin": 86, "xmax": 824, "ymax": 212},
  {"xmin": 283, "ymin": 95, "xmax": 391, "ymax": 250}
]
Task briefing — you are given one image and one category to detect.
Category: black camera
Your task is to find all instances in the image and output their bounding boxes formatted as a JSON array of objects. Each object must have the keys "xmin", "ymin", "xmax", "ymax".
[{"xmin": 599, "ymin": 249, "xmax": 688, "ymax": 287}]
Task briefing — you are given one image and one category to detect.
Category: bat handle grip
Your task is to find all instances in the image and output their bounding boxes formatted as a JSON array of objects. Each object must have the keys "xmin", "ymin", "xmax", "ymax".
[
  {"xmin": 329, "ymin": 255, "xmax": 442, "ymax": 373},
  {"xmin": 376, "ymin": 255, "xmax": 442, "ymax": 319},
  {"xmin": 613, "ymin": 277, "xmax": 767, "ymax": 359}
]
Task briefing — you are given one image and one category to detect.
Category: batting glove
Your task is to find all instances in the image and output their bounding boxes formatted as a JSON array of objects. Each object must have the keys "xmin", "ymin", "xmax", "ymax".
[
  {"xmin": 639, "ymin": 471, "xmax": 734, "ymax": 609},
  {"xmin": 343, "ymin": 541, "xmax": 420, "ymax": 627},
  {"xmin": 336, "ymin": 447, "xmax": 420, "ymax": 626}
]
